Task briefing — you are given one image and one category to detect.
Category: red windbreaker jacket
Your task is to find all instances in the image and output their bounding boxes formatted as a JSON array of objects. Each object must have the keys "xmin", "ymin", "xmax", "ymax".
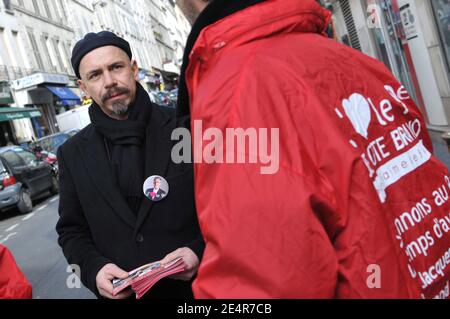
[
  {"xmin": 185, "ymin": 0, "xmax": 450, "ymax": 298},
  {"xmin": 0, "ymin": 245, "xmax": 32, "ymax": 299}
]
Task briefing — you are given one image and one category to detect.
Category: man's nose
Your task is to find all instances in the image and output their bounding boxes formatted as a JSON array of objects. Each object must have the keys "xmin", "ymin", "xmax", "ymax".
[{"xmin": 103, "ymin": 71, "xmax": 117, "ymax": 89}]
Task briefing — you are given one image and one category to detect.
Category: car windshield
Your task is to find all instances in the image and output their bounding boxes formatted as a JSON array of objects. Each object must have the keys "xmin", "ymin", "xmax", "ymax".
[
  {"xmin": 66, "ymin": 130, "xmax": 79, "ymax": 137},
  {"xmin": 150, "ymin": 92, "xmax": 164, "ymax": 104},
  {"xmin": 31, "ymin": 133, "xmax": 70, "ymax": 154}
]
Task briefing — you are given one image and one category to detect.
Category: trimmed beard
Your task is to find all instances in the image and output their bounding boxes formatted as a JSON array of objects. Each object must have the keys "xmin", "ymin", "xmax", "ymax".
[{"xmin": 112, "ymin": 100, "xmax": 129, "ymax": 116}]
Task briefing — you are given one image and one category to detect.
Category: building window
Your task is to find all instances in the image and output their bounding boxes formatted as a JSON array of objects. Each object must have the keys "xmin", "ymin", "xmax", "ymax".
[
  {"xmin": 60, "ymin": 0, "xmax": 68, "ymax": 21},
  {"xmin": 51, "ymin": 0, "xmax": 63, "ymax": 23},
  {"xmin": 32, "ymin": 0, "xmax": 41, "ymax": 15},
  {"xmin": 52, "ymin": 0, "xmax": 67, "ymax": 23},
  {"xmin": 52, "ymin": 38, "xmax": 65, "ymax": 73},
  {"xmin": 2, "ymin": 0, "xmax": 12, "ymax": 11},
  {"xmin": 42, "ymin": 34, "xmax": 56, "ymax": 72},
  {"xmin": 64, "ymin": 42, "xmax": 74, "ymax": 75},
  {"xmin": 55, "ymin": 39, "xmax": 69, "ymax": 73},
  {"xmin": 26, "ymin": 28, "xmax": 44, "ymax": 70},
  {"xmin": 0, "ymin": 28, "xmax": 11, "ymax": 66},
  {"xmin": 12, "ymin": 31, "xmax": 26, "ymax": 68},
  {"xmin": 432, "ymin": 0, "xmax": 450, "ymax": 74},
  {"xmin": 43, "ymin": 0, "xmax": 53, "ymax": 20}
]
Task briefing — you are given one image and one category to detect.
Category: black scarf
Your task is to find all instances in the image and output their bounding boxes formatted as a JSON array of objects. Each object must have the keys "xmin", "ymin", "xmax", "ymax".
[
  {"xmin": 89, "ymin": 82, "xmax": 153, "ymax": 214},
  {"xmin": 176, "ymin": 0, "xmax": 267, "ymax": 118}
]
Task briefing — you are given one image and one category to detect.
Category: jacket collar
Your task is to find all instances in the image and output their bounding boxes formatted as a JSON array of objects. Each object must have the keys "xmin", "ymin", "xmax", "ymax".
[
  {"xmin": 194, "ymin": 0, "xmax": 331, "ymax": 58},
  {"xmin": 78, "ymin": 106, "xmax": 174, "ymax": 230}
]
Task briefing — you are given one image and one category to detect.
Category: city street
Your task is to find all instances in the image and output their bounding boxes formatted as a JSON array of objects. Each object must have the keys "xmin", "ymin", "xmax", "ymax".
[{"xmin": 0, "ymin": 193, "xmax": 95, "ymax": 299}]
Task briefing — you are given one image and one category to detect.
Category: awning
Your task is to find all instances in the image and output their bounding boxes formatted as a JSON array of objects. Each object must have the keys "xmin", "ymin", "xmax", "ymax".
[
  {"xmin": 46, "ymin": 86, "xmax": 81, "ymax": 107},
  {"xmin": 0, "ymin": 107, "xmax": 42, "ymax": 122}
]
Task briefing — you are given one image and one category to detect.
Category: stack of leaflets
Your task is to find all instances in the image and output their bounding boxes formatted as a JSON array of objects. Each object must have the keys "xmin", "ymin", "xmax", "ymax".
[{"xmin": 112, "ymin": 257, "xmax": 185, "ymax": 299}]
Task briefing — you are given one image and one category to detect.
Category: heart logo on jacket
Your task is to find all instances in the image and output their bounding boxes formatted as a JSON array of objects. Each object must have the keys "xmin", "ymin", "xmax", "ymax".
[{"xmin": 342, "ymin": 93, "xmax": 372, "ymax": 140}]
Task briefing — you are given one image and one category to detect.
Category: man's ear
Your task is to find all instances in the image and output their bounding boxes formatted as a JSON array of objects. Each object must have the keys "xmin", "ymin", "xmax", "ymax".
[
  {"xmin": 77, "ymin": 79, "xmax": 87, "ymax": 96},
  {"xmin": 132, "ymin": 60, "xmax": 139, "ymax": 81}
]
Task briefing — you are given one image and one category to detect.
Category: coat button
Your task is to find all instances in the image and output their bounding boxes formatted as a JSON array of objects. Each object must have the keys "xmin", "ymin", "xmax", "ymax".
[{"xmin": 136, "ymin": 233, "xmax": 144, "ymax": 243}]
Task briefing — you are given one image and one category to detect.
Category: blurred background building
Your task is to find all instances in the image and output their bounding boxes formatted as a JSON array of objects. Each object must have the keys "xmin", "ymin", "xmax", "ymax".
[{"xmin": 0, "ymin": 0, "xmax": 190, "ymax": 146}]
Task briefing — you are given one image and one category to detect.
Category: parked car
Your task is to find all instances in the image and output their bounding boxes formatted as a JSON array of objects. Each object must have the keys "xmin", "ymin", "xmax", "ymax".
[
  {"xmin": 148, "ymin": 91, "xmax": 175, "ymax": 108},
  {"xmin": 30, "ymin": 146, "xmax": 59, "ymax": 178},
  {"xmin": 0, "ymin": 146, "xmax": 58, "ymax": 214},
  {"xmin": 33, "ymin": 147, "xmax": 58, "ymax": 166},
  {"xmin": 29, "ymin": 129, "xmax": 79, "ymax": 156},
  {"xmin": 149, "ymin": 91, "xmax": 164, "ymax": 105},
  {"xmin": 168, "ymin": 88, "xmax": 178, "ymax": 104}
]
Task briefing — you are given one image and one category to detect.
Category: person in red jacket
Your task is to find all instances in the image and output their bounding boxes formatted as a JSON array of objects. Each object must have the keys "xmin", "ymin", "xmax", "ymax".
[
  {"xmin": 0, "ymin": 245, "xmax": 32, "ymax": 299},
  {"xmin": 176, "ymin": 0, "xmax": 450, "ymax": 298}
]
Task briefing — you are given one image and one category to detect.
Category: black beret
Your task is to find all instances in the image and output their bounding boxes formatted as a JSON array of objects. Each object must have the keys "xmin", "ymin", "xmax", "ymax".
[{"xmin": 71, "ymin": 31, "xmax": 132, "ymax": 79}]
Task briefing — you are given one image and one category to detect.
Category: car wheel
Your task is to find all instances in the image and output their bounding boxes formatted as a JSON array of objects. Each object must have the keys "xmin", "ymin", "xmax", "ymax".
[
  {"xmin": 49, "ymin": 174, "xmax": 59, "ymax": 195},
  {"xmin": 17, "ymin": 188, "xmax": 33, "ymax": 214}
]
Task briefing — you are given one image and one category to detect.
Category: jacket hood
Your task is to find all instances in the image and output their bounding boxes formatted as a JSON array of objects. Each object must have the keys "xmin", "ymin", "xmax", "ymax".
[{"xmin": 176, "ymin": 0, "xmax": 331, "ymax": 117}]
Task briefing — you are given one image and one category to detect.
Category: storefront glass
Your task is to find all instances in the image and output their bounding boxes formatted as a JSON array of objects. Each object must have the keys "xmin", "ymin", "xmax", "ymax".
[
  {"xmin": 432, "ymin": 0, "xmax": 450, "ymax": 74},
  {"xmin": 366, "ymin": 0, "xmax": 419, "ymax": 105}
]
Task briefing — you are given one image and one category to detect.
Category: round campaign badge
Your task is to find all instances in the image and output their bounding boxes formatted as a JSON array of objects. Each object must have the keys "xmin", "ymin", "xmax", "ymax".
[{"xmin": 143, "ymin": 175, "xmax": 169, "ymax": 202}]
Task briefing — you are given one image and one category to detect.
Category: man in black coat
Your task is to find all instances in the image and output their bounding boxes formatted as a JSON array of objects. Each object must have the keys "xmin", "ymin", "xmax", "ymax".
[{"xmin": 56, "ymin": 31, "xmax": 204, "ymax": 299}]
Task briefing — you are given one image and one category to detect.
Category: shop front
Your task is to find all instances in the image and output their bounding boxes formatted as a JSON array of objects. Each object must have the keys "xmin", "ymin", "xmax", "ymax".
[
  {"xmin": 0, "ymin": 107, "xmax": 42, "ymax": 146},
  {"xmin": 144, "ymin": 68, "xmax": 163, "ymax": 92},
  {"xmin": 364, "ymin": 0, "xmax": 425, "ymax": 116},
  {"xmin": 12, "ymin": 73, "xmax": 81, "ymax": 137},
  {"xmin": 159, "ymin": 70, "xmax": 179, "ymax": 91},
  {"xmin": 0, "ymin": 81, "xmax": 41, "ymax": 146},
  {"xmin": 431, "ymin": 0, "xmax": 450, "ymax": 82},
  {"xmin": 331, "ymin": 0, "xmax": 450, "ymax": 126},
  {"xmin": 361, "ymin": 0, "xmax": 450, "ymax": 126},
  {"xmin": 397, "ymin": 0, "xmax": 449, "ymax": 126}
]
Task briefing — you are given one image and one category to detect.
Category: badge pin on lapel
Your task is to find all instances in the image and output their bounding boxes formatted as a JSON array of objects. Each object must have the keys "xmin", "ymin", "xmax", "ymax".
[{"xmin": 143, "ymin": 175, "xmax": 169, "ymax": 202}]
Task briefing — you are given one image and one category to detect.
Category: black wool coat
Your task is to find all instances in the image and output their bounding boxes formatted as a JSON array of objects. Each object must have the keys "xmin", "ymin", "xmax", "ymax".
[{"xmin": 56, "ymin": 105, "xmax": 204, "ymax": 298}]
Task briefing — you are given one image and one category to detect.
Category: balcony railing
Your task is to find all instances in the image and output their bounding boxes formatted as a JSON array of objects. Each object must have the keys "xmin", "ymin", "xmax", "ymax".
[{"xmin": 0, "ymin": 65, "xmax": 36, "ymax": 81}]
